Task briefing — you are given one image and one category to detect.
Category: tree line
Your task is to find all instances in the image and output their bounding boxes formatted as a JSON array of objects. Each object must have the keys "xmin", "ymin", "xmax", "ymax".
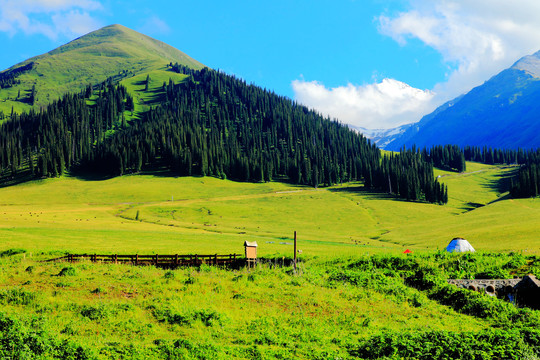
[
  {"xmin": 461, "ymin": 145, "xmax": 540, "ymax": 198},
  {"xmin": 0, "ymin": 62, "xmax": 34, "ymax": 89},
  {"xmin": 413, "ymin": 144, "xmax": 540, "ymax": 199},
  {"xmin": 421, "ymin": 145, "xmax": 466, "ymax": 173}
]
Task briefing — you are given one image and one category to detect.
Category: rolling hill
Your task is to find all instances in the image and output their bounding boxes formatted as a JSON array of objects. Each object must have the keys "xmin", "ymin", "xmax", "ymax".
[
  {"xmin": 0, "ymin": 24, "xmax": 204, "ymax": 114},
  {"xmin": 384, "ymin": 51, "xmax": 540, "ymax": 150}
]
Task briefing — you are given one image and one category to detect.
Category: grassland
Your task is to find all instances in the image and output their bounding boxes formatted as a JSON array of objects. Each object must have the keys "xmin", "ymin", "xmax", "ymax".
[
  {"xmin": 0, "ymin": 162, "xmax": 538, "ymax": 257},
  {"xmin": 1, "ymin": 251, "xmax": 539, "ymax": 359},
  {"xmin": 1, "ymin": 162, "xmax": 540, "ymax": 359}
]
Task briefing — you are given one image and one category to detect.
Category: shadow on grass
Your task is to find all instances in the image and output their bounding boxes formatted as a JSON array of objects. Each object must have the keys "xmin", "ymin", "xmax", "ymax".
[
  {"xmin": 0, "ymin": 170, "xmax": 37, "ymax": 188},
  {"xmin": 327, "ymin": 186, "xmax": 416, "ymax": 203},
  {"xmin": 133, "ymin": 80, "xmax": 146, "ymax": 87},
  {"xmin": 459, "ymin": 202, "xmax": 485, "ymax": 213},
  {"xmin": 480, "ymin": 166, "xmax": 519, "ymax": 194},
  {"xmin": 69, "ymin": 165, "xmax": 192, "ymax": 182},
  {"xmin": 144, "ymin": 90, "xmax": 166, "ymax": 106}
]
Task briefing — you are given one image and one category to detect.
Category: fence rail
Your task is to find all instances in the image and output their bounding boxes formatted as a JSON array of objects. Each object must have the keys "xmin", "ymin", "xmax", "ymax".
[{"xmin": 45, "ymin": 253, "xmax": 242, "ymax": 268}]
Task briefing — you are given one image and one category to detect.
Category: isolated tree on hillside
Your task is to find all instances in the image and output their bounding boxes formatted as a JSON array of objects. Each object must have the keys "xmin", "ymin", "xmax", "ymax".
[{"xmin": 144, "ymin": 75, "xmax": 150, "ymax": 91}]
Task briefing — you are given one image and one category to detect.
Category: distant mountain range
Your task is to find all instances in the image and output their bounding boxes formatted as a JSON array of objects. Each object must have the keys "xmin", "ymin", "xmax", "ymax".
[{"xmin": 371, "ymin": 51, "xmax": 540, "ymax": 150}]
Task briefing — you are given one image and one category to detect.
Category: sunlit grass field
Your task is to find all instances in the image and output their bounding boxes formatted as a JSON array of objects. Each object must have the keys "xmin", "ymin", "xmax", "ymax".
[
  {"xmin": 1, "ymin": 162, "xmax": 540, "ymax": 359},
  {"xmin": 0, "ymin": 162, "xmax": 538, "ymax": 257}
]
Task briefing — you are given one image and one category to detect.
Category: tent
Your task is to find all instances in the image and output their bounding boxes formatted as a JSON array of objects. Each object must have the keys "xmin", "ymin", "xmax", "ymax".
[
  {"xmin": 403, "ymin": 249, "xmax": 412, "ymax": 254},
  {"xmin": 446, "ymin": 238, "xmax": 475, "ymax": 253}
]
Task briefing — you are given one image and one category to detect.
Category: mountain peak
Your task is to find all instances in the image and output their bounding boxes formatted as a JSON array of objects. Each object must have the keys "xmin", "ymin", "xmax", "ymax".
[
  {"xmin": 0, "ymin": 24, "xmax": 204, "ymax": 111},
  {"xmin": 43, "ymin": 24, "xmax": 204, "ymax": 69},
  {"xmin": 511, "ymin": 50, "xmax": 540, "ymax": 78}
]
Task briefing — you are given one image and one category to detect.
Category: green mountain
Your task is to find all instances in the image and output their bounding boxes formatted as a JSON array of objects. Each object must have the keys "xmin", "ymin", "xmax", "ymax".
[
  {"xmin": 0, "ymin": 32, "xmax": 448, "ymax": 204},
  {"xmin": 0, "ymin": 24, "xmax": 204, "ymax": 114}
]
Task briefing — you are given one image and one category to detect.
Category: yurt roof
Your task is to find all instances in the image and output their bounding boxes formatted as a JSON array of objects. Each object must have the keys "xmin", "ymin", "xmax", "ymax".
[{"xmin": 446, "ymin": 238, "xmax": 475, "ymax": 253}]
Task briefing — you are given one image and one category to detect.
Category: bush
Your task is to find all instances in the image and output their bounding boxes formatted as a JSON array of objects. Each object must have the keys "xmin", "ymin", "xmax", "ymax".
[
  {"xmin": 80, "ymin": 305, "xmax": 109, "ymax": 321},
  {"xmin": 348, "ymin": 329, "xmax": 539, "ymax": 360},
  {"xmin": 152, "ymin": 307, "xmax": 224, "ymax": 327},
  {"xmin": 474, "ymin": 267, "xmax": 509, "ymax": 279},
  {"xmin": 0, "ymin": 248, "xmax": 26, "ymax": 257},
  {"xmin": 57, "ymin": 267, "xmax": 77, "ymax": 277},
  {"xmin": 0, "ymin": 312, "xmax": 96, "ymax": 359},
  {"xmin": 163, "ymin": 271, "xmax": 175, "ymax": 279},
  {"xmin": 0, "ymin": 288, "xmax": 38, "ymax": 306}
]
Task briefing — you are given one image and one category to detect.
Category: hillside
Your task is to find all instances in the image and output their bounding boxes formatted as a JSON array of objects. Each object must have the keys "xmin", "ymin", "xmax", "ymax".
[
  {"xmin": 384, "ymin": 51, "xmax": 540, "ymax": 150},
  {"xmin": 0, "ymin": 24, "xmax": 204, "ymax": 114}
]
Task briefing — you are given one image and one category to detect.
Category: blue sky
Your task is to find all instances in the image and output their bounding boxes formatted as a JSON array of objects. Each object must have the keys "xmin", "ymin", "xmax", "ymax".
[{"xmin": 2, "ymin": 0, "xmax": 540, "ymax": 130}]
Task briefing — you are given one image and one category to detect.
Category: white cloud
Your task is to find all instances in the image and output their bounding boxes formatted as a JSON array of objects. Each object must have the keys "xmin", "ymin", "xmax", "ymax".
[
  {"xmin": 0, "ymin": 0, "xmax": 103, "ymax": 39},
  {"xmin": 378, "ymin": 0, "xmax": 540, "ymax": 105},
  {"xmin": 294, "ymin": 1, "xmax": 540, "ymax": 130},
  {"xmin": 292, "ymin": 78, "xmax": 435, "ymax": 129}
]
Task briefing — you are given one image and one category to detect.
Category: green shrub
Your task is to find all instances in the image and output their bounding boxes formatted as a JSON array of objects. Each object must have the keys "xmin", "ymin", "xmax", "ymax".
[
  {"xmin": 80, "ymin": 305, "xmax": 109, "ymax": 321},
  {"xmin": 348, "ymin": 329, "xmax": 539, "ymax": 360},
  {"xmin": 152, "ymin": 307, "xmax": 224, "ymax": 327},
  {"xmin": 503, "ymin": 253, "xmax": 527, "ymax": 270},
  {"xmin": 0, "ymin": 248, "xmax": 26, "ymax": 257},
  {"xmin": 0, "ymin": 288, "xmax": 38, "ymax": 306},
  {"xmin": 57, "ymin": 267, "xmax": 77, "ymax": 277},
  {"xmin": 0, "ymin": 312, "xmax": 96, "ymax": 359},
  {"xmin": 163, "ymin": 271, "xmax": 175, "ymax": 279},
  {"xmin": 474, "ymin": 267, "xmax": 509, "ymax": 279}
]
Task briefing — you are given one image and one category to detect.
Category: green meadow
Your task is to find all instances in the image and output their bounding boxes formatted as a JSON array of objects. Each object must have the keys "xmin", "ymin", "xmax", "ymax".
[
  {"xmin": 0, "ymin": 162, "xmax": 538, "ymax": 257},
  {"xmin": 1, "ymin": 162, "xmax": 540, "ymax": 359}
]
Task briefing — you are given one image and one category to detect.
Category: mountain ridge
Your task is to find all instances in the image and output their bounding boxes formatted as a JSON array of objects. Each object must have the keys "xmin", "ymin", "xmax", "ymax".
[
  {"xmin": 0, "ymin": 24, "xmax": 204, "ymax": 114},
  {"xmin": 382, "ymin": 50, "xmax": 540, "ymax": 150}
]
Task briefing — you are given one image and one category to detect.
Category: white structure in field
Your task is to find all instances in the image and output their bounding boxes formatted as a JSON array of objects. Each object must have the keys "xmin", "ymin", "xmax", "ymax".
[{"xmin": 446, "ymin": 238, "xmax": 475, "ymax": 253}]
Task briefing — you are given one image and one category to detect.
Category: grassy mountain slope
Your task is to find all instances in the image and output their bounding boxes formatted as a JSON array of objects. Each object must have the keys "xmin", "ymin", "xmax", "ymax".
[{"xmin": 0, "ymin": 24, "xmax": 204, "ymax": 114}]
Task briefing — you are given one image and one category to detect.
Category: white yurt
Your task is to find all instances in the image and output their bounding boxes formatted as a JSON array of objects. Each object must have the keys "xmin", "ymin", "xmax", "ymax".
[{"xmin": 446, "ymin": 238, "xmax": 475, "ymax": 253}]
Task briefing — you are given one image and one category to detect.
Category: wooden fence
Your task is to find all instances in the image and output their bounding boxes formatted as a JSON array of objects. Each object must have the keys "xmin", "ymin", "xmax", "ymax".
[{"xmin": 46, "ymin": 253, "xmax": 242, "ymax": 268}]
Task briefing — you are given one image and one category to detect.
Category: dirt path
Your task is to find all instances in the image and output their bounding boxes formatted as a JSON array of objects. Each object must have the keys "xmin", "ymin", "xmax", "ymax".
[
  {"xmin": 114, "ymin": 188, "xmax": 321, "ymax": 217},
  {"xmin": 438, "ymin": 169, "xmax": 486, "ymax": 178}
]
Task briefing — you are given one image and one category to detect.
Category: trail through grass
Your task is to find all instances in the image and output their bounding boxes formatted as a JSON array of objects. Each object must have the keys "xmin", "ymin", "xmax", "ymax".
[{"xmin": 0, "ymin": 162, "xmax": 538, "ymax": 256}]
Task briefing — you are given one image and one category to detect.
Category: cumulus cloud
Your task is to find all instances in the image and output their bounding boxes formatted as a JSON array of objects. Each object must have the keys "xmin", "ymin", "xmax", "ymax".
[
  {"xmin": 294, "ymin": 1, "xmax": 540, "ymax": 130},
  {"xmin": 292, "ymin": 78, "xmax": 435, "ymax": 129},
  {"xmin": 0, "ymin": 0, "xmax": 103, "ymax": 39},
  {"xmin": 379, "ymin": 0, "xmax": 540, "ymax": 104}
]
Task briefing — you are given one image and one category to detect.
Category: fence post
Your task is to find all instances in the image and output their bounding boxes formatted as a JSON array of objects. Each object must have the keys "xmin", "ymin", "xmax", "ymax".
[
  {"xmin": 135, "ymin": 254, "xmax": 138, "ymax": 265},
  {"xmin": 175, "ymin": 254, "xmax": 178, "ymax": 266},
  {"xmin": 155, "ymin": 254, "xmax": 159, "ymax": 266},
  {"xmin": 294, "ymin": 231, "xmax": 297, "ymax": 272},
  {"xmin": 115, "ymin": 254, "xmax": 118, "ymax": 264},
  {"xmin": 215, "ymin": 254, "xmax": 218, "ymax": 265}
]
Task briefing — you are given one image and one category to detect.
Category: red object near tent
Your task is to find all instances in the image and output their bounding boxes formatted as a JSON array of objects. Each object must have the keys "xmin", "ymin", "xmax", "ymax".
[{"xmin": 403, "ymin": 249, "xmax": 412, "ymax": 254}]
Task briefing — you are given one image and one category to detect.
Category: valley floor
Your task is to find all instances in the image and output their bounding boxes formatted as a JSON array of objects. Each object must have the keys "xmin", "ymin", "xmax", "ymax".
[
  {"xmin": 0, "ymin": 162, "xmax": 538, "ymax": 256},
  {"xmin": 1, "ymin": 162, "xmax": 540, "ymax": 358}
]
